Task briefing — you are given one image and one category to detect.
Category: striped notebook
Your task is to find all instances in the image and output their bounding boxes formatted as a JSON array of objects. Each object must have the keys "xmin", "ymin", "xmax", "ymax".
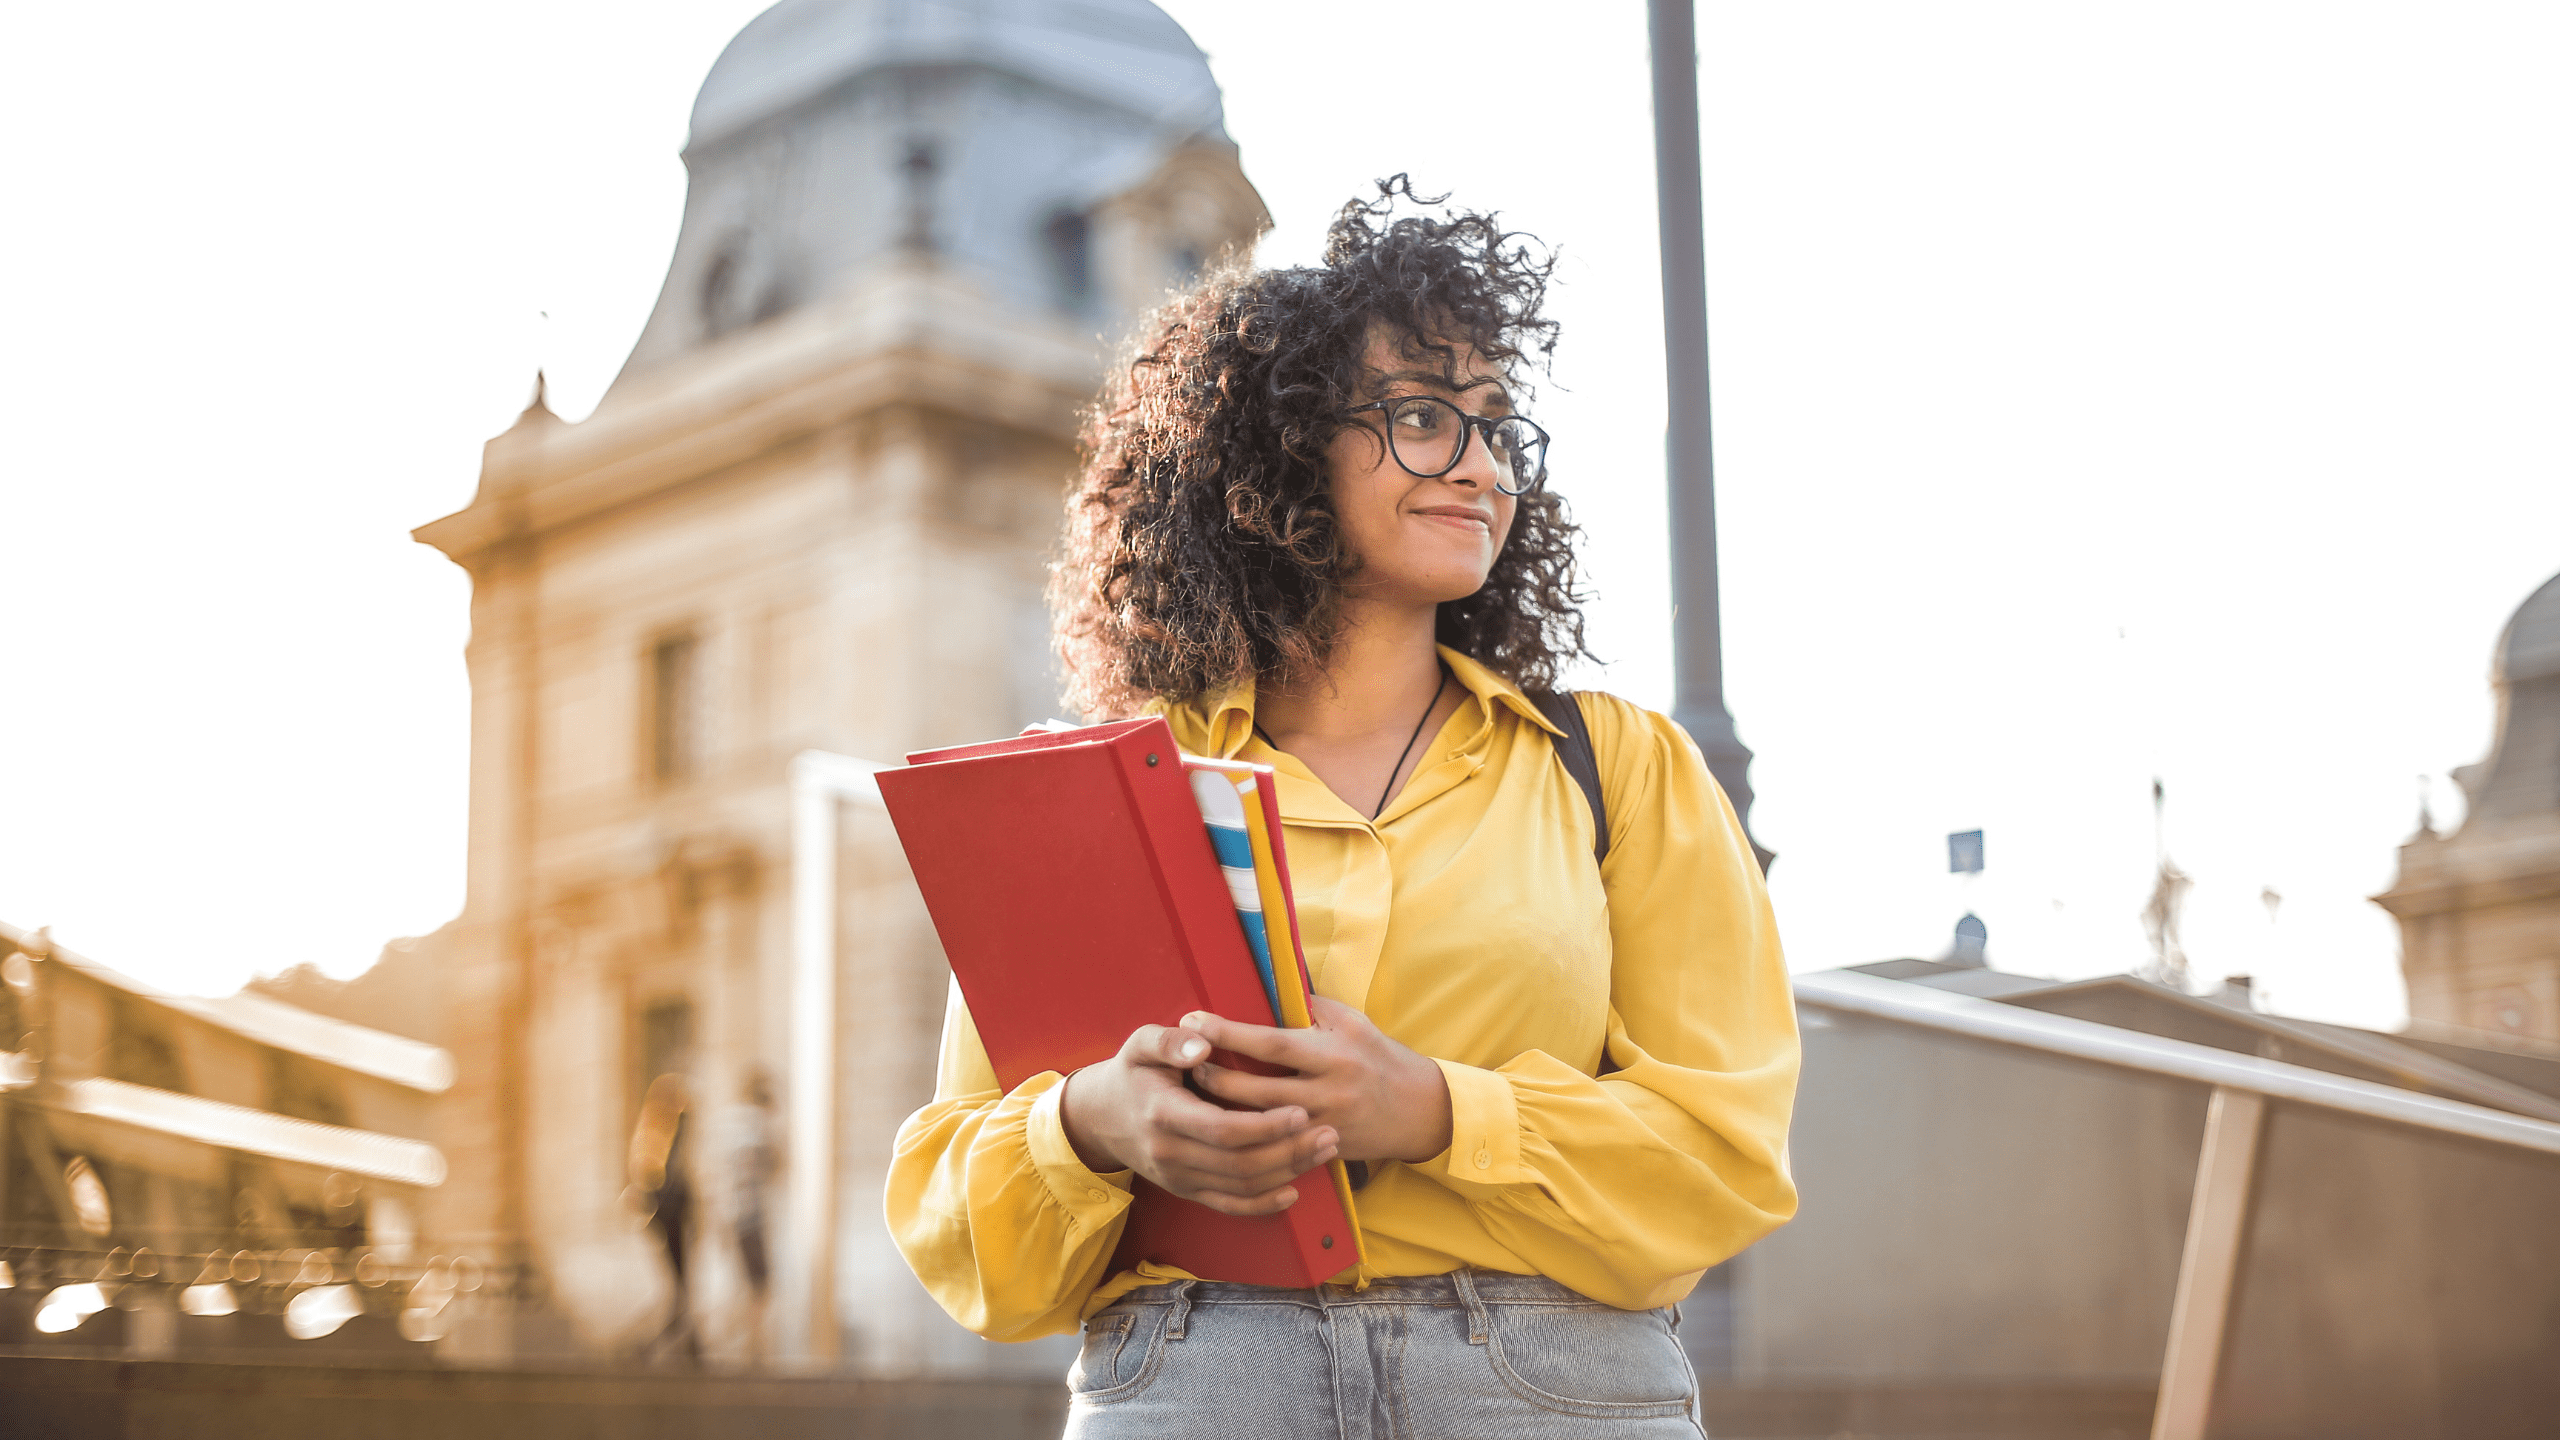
[{"xmin": 1185, "ymin": 763, "xmax": 1283, "ymax": 1023}]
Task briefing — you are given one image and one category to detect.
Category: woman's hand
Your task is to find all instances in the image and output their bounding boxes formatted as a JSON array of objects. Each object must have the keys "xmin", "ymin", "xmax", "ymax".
[
  {"xmin": 1188, "ymin": 997, "xmax": 1455, "ymax": 1165},
  {"xmin": 1058, "ymin": 1022, "xmax": 1341, "ymax": 1216}
]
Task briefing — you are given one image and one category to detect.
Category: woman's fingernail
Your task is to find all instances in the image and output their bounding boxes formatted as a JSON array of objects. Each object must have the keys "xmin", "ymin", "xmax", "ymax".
[
  {"xmin": 1275, "ymin": 1188, "xmax": 1298, "ymax": 1208},
  {"xmin": 1179, "ymin": 1039, "xmax": 1206, "ymax": 1062}
]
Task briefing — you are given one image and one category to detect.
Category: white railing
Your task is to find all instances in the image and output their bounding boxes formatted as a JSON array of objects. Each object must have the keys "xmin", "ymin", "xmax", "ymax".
[
  {"xmin": 1794, "ymin": 966, "xmax": 2560, "ymax": 1440},
  {"xmin": 1793, "ymin": 968, "xmax": 2560, "ymax": 1156}
]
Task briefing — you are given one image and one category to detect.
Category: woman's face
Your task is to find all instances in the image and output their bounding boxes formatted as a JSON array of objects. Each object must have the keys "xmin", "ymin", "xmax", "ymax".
[{"xmin": 1324, "ymin": 332, "xmax": 1519, "ymax": 611}]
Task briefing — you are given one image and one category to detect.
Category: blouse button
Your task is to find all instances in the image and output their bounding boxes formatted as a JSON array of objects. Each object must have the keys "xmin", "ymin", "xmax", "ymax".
[
  {"xmin": 1473, "ymin": 1150, "xmax": 1491, "ymax": 1171},
  {"xmin": 1088, "ymin": 1188, "xmax": 1110, "ymax": 1202}
]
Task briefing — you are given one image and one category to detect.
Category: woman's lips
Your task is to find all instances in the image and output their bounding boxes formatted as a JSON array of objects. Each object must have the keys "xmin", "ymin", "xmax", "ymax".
[{"xmin": 1411, "ymin": 507, "xmax": 1492, "ymax": 532}]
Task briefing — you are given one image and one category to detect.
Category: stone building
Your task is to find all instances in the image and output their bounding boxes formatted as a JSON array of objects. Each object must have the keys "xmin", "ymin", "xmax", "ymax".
[
  {"xmin": 2377, "ymin": 567, "xmax": 2560, "ymax": 1042},
  {"xmin": 0, "ymin": 920, "xmax": 458, "ymax": 1360},
  {"xmin": 408, "ymin": 0, "xmax": 1265, "ymax": 1371}
]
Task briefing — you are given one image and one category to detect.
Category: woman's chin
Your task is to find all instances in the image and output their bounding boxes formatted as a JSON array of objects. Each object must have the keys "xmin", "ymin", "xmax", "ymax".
[
  {"xmin": 1439, "ymin": 566, "xmax": 1499, "ymax": 602},
  {"xmin": 1343, "ymin": 576, "xmax": 1491, "ymax": 613},
  {"xmin": 1403, "ymin": 549, "xmax": 1499, "ymax": 595},
  {"xmin": 1421, "ymin": 575, "xmax": 1502, "ymax": 608}
]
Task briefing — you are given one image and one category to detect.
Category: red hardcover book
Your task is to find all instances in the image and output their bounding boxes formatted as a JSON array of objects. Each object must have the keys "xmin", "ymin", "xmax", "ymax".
[{"xmin": 877, "ymin": 716, "xmax": 1360, "ymax": 1287}]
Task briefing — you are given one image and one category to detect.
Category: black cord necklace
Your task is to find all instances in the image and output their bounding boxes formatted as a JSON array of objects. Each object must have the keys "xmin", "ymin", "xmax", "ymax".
[
  {"xmin": 1257, "ymin": 664, "xmax": 1450, "ymax": 820},
  {"xmin": 1375, "ymin": 666, "xmax": 1451, "ymax": 818}
]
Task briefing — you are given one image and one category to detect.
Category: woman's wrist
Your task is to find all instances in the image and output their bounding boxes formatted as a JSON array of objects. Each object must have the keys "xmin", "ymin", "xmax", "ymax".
[
  {"xmin": 1389, "ymin": 1050, "xmax": 1456, "ymax": 1163},
  {"xmin": 1058, "ymin": 1066, "xmax": 1125, "ymax": 1173}
]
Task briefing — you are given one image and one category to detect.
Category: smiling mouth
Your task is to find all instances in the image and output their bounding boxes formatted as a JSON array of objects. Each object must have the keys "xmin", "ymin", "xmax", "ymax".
[{"xmin": 1413, "ymin": 509, "xmax": 1492, "ymax": 531}]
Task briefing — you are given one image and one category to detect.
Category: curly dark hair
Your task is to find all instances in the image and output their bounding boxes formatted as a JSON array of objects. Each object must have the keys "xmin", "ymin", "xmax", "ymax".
[{"xmin": 1050, "ymin": 177, "xmax": 1593, "ymax": 719}]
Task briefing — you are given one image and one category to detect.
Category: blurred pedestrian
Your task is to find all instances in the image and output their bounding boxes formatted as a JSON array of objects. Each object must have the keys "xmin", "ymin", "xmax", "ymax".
[
  {"xmin": 721, "ymin": 1067, "xmax": 781, "ymax": 1361},
  {"xmin": 628, "ymin": 1071, "xmax": 697, "ymax": 1362}
]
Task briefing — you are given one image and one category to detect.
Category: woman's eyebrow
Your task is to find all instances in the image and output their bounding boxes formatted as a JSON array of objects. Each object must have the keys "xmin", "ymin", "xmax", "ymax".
[{"xmin": 1378, "ymin": 368, "xmax": 1515, "ymax": 411}]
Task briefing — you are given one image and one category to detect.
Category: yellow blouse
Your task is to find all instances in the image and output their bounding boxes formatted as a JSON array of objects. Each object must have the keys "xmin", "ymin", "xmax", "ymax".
[{"xmin": 887, "ymin": 647, "xmax": 1799, "ymax": 1341}]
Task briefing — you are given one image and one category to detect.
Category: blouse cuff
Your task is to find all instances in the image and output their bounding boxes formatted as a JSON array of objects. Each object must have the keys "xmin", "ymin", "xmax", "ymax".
[
  {"xmin": 1026, "ymin": 1076, "xmax": 1136, "ymax": 1225},
  {"xmin": 1428, "ymin": 1057, "xmax": 1524, "ymax": 1186}
]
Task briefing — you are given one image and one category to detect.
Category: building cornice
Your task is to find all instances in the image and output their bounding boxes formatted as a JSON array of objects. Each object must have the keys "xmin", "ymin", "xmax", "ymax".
[
  {"xmin": 415, "ymin": 261, "xmax": 1103, "ymax": 566},
  {"xmin": 2374, "ymin": 818, "xmax": 2560, "ymax": 918}
]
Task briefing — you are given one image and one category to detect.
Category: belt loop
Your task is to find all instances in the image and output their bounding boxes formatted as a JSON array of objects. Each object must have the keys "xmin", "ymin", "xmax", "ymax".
[
  {"xmin": 1452, "ymin": 1269, "xmax": 1489, "ymax": 1346},
  {"xmin": 1165, "ymin": 1280, "xmax": 1197, "ymax": 1341}
]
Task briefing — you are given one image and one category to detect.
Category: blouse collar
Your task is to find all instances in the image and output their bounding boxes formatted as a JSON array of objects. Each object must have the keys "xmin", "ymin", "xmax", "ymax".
[{"xmin": 1160, "ymin": 645, "xmax": 1566, "ymax": 761}]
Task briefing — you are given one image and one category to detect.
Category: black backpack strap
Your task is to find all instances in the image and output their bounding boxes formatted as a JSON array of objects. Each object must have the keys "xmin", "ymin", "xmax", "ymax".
[{"xmin": 1532, "ymin": 691, "xmax": 1610, "ymax": 866}]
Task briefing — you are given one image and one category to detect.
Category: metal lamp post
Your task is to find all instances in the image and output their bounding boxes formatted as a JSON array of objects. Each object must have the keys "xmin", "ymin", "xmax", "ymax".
[{"xmin": 1648, "ymin": 0, "xmax": 1771, "ymax": 869}]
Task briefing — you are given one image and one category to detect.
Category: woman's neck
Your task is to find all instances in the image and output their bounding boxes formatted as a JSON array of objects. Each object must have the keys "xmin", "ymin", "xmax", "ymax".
[{"xmin": 1254, "ymin": 596, "xmax": 1444, "ymax": 747}]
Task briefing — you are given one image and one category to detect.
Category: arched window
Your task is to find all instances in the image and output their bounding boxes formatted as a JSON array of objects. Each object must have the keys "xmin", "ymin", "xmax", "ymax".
[{"xmin": 1043, "ymin": 209, "xmax": 1093, "ymax": 311}]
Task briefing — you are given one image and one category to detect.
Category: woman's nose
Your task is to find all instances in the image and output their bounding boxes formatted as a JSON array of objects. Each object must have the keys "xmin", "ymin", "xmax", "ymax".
[{"xmin": 1445, "ymin": 423, "xmax": 1499, "ymax": 488}]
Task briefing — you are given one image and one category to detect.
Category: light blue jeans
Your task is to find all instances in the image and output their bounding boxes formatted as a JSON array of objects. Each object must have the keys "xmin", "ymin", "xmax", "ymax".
[{"xmin": 1062, "ymin": 1271, "xmax": 1706, "ymax": 1439}]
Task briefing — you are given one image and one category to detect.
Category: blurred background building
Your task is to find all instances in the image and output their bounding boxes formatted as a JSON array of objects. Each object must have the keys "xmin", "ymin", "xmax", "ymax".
[
  {"xmin": 2378, "ymin": 567, "xmax": 2560, "ymax": 1042},
  {"xmin": 1681, "ymin": 565, "xmax": 2560, "ymax": 1438},
  {"xmin": 400, "ymin": 0, "xmax": 1264, "ymax": 1372},
  {"xmin": 0, "ymin": 920, "xmax": 465, "ymax": 1360}
]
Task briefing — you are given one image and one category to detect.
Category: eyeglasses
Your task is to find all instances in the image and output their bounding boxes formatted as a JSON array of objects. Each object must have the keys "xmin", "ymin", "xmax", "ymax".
[{"xmin": 1345, "ymin": 396, "xmax": 1551, "ymax": 497}]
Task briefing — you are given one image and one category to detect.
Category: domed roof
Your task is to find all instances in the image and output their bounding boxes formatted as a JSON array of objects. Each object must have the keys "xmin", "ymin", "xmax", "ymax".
[
  {"xmin": 2454, "ymin": 564, "xmax": 2560, "ymax": 828},
  {"xmin": 602, "ymin": 0, "xmax": 1256, "ymax": 397},
  {"xmin": 690, "ymin": 0, "xmax": 1222, "ymax": 153},
  {"xmin": 2497, "ymin": 567, "xmax": 2560, "ymax": 685}
]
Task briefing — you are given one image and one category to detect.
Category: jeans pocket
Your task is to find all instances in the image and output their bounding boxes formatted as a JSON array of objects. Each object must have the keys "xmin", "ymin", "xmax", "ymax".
[
  {"xmin": 1483, "ymin": 1303, "xmax": 1696, "ymax": 1419},
  {"xmin": 1067, "ymin": 1308, "xmax": 1165, "ymax": 1404}
]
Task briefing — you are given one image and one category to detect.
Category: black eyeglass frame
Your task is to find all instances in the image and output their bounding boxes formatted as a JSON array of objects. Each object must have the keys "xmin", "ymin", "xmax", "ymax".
[{"xmin": 1345, "ymin": 396, "xmax": 1552, "ymax": 497}]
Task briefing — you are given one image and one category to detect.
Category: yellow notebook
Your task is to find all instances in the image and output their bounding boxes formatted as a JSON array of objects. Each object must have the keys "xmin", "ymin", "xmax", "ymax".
[{"xmin": 1234, "ymin": 779, "xmax": 1313, "ymax": 1027}]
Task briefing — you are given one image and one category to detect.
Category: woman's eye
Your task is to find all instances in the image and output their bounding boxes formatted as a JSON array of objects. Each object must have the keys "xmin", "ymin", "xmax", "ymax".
[{"xmin": 1391, "ymin": 402, "xmax": 1446, "ymax": 432}]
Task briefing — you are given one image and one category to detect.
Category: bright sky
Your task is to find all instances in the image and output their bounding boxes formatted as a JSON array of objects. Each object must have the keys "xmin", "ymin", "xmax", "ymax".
[{"xmin": 5, "ymin": 3, "xmax": 2556, "ymax": 1030}]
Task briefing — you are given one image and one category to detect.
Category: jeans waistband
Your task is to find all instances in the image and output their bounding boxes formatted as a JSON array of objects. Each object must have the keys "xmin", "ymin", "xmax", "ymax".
[{"xmin": 1105, "ymin": 1270, "xmax": 1617, "ymax": 1311}]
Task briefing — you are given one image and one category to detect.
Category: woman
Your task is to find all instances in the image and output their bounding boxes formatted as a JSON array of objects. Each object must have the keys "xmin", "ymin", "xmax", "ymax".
[{"xmin": 888, "ymin": 180, "xmax": 1797, "ymax": 1437}]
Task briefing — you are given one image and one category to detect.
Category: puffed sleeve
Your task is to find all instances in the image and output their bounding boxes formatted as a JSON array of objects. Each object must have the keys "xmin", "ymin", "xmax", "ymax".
[
  {"xmin": 885, "ymin": 981, "xmax": 1135, "ymax": 1340},
  {"xmin": 1414, "ymin": 694, "xmax": 1800, "ymax": 1309}
]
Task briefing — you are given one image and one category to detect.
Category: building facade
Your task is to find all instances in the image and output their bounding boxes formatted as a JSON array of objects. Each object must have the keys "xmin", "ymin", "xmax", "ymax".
[
  {"xmin": 0, "ymin": 920, "xmax": 459, "ymax": 1359},
  {"xmin": 2377, "ymin": 567, "xmax": 2560, "ymax": 1042},
  {"xmin": 410, "ymin": 0, "xmax": 1265, "ymax": 1371}
]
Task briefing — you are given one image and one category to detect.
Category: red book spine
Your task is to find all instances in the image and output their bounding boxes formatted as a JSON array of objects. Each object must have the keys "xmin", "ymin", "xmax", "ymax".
[{"xmin": 1103, "ymin": 732, "xmax": 1282, "ymax": 1070}]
